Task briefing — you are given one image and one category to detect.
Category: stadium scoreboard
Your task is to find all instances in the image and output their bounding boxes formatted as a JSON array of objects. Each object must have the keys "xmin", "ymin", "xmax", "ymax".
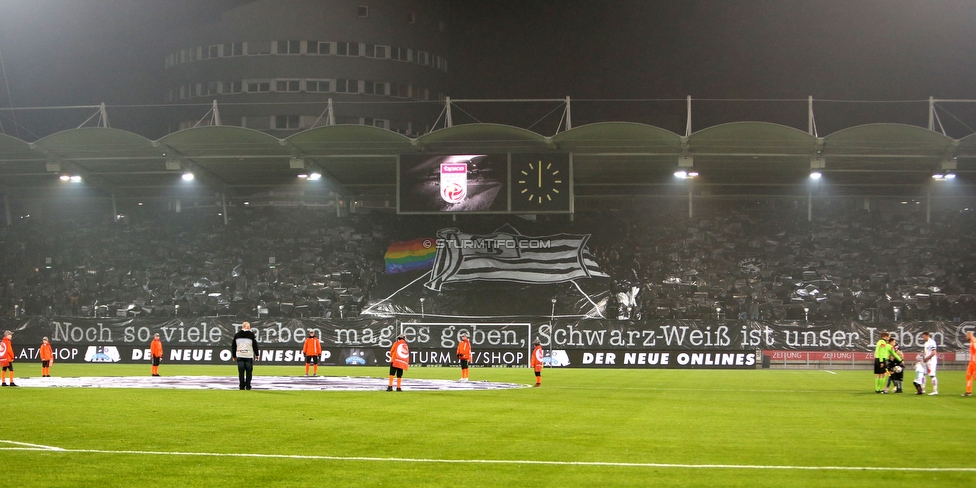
[{"xmin": 397, "ymin": 153, "xmax": 573, "ymax": 214}]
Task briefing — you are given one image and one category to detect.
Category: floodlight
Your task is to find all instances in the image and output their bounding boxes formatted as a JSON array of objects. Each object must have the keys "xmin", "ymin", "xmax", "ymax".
[
  {"xmin": 182, "ymin": 172, "xmax": 194, "ymax": 181},
  {"xmin": 297, "ymin": 173, "xmax": 309, "ymax": 179},
  {"xmin": 69, "ymin": 175, "xmax": 82, "ymax": 183},
  {"xmin": 687, "ymin": 171, "xmax": 699, "ymax": 177},
  {"xmin": 674, "ymin": 170, "xmax": 688, "ymax": 179},
  {"xmin": 59, "ymin": 175, "xmax": 70, "ymax": 181},
  {"xmin": 809, "ymin": 172, "xmax": 822, "ymax": 180},
  {"xmin": 933, "ymin": 174, "xmax": 945, "ymax": 180},
  {"xmin": 308, "ymin": 172, "xmax": 322, "ymax": 181},
  {"xmin": 945, "ymin": 173, "xmax": 956, "ymax": 179}
]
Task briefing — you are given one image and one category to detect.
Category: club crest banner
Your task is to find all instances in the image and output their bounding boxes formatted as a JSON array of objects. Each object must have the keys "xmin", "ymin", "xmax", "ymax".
[{"xmin": 425, "ymin": 226, "xmax": 609, "ymax": 291}]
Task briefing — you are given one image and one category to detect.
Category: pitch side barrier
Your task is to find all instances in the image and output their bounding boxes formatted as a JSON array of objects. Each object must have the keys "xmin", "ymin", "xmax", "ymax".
[{"xmin": 1, "ymin": 317, "xmax": 972, "ymax": 369}]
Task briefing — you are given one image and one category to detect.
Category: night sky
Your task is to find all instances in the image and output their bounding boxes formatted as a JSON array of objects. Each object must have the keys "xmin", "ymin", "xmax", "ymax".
[{"xmin": 1, "ymin": 0, "xmax": 975, "ymax": 138}]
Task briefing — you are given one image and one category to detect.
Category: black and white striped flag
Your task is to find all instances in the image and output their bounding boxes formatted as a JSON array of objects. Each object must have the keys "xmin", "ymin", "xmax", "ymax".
[{"xmin": 425, "ymin": 226, "xmax": 608, "ymax": 291}]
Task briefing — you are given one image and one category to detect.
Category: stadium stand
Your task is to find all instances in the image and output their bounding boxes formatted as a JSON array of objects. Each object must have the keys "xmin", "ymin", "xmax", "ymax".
[{"xmin": 3, "ymin": 201, "xmax": 976, "ymax": 323}]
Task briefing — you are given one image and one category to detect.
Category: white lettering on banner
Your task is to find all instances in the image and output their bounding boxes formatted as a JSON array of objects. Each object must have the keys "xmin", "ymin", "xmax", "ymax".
[
  {"xmin": 334, "ymin": 325, "xmax": 395, "ymax": 347},
  {"xmin": 541, "ymin": 325, "xmax": 735, "ymax": 348},
  {"xmin": 581, "ymin": 352, "xmax": 617, "ymax": 365},
  {"xmin": 53, "ymin": 322, "xmax": 113, "ymax": 343},
  {"xmin": 623, "ymin": 352, "xmax": 670, "ymax": 365},
  {"xmin": 234, "ymin": 323, "xmax": 321, "ymax": 345},
  {"xmin": 168, "ymin": 349, "xmax": 214, "ymax": 362},
  {"xmin": 676, "ymin": 353, "xmax": 756, "ymax": 367}
]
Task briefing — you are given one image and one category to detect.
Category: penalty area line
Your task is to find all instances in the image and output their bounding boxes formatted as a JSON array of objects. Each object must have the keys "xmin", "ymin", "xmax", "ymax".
[{"xmin": 0, "ymin": 445, "xmax": 974, "ymax": 472}]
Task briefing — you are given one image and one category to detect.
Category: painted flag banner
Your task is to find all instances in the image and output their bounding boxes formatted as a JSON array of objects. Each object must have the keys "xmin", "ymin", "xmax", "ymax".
[
  {"xmin": 385, "ymin": 238, "xmax": 437, "ymax": 274},
  {"xmin": 425, "ymin": 226, "xmax": 608, "ymax": 291}
]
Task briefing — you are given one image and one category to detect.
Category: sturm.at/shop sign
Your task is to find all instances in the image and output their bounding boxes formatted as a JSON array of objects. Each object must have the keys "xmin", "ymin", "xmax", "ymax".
[{"xmin": 544, "ymin": 350, "xmax": 758, "ymax": 369}]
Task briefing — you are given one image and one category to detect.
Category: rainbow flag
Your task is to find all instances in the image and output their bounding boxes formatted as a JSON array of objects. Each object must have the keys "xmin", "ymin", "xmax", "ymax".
[{"xmin": 385, "ymin": 238, "xmax": 437, "ymax": 274}]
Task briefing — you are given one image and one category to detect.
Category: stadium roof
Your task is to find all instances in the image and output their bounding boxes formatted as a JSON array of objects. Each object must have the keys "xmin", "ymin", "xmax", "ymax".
[{"xmin": 0, "ymin": 121, "xmax": 971, "ymax": 201}]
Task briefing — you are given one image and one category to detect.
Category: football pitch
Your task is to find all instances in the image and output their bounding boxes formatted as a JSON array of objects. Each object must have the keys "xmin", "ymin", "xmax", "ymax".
[{"xmin": 2, "ymin": 364, "xmax": 974, "ymax": 487}]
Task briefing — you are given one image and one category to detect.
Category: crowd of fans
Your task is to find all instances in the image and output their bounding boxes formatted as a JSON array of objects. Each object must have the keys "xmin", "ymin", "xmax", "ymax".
[
  {"xmin": 0, "ymin": 207, "xmax": 382, "ymax": 319},
  {"xmin": 2, "ymin": 200, "xmax": 976, "ymax": 323},
  {"xmin": 585, "ymin": 201, "xmax": 976, "ymax": 323}
]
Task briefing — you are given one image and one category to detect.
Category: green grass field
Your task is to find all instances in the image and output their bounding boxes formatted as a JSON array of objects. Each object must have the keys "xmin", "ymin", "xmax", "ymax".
[{"xmin": 2, "ymin": 363, "xmax": 974, "ymax": 487}]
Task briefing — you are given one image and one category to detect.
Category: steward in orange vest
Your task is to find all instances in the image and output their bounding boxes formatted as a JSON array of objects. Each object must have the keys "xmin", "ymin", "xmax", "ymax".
[
  {"xmin": 531, "ymin": 339, "xmax": 544, "ymax": 387},
  {"xmin": 303, "ymin": 330, "xmax": 323, "ymax": 377},
  {"xmin": 387, "ymin": 334, "xmax": 409, "ymax": 391},
  {"xmin": 39, "ymin": 337, "xmax": 53, "ymax": 377},
  {"xmin": 456, "ymin": 333, "xmax": 472, "ymax": 381},
  {"xmin": 150, "ymin": 333, "xmax": 163, "ymax": 377},
  {"xmin": 1, "ymin": 330, "xmax": 15, "ymax": 386}
]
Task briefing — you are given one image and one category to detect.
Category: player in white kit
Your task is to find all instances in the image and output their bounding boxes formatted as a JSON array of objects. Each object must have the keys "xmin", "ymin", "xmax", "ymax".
[{"xmin": 921, "ymin": 331, "xmax": 938, "ymax": 396}]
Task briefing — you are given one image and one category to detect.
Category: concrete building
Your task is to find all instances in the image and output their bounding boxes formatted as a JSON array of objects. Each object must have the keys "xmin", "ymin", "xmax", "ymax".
[{"xmin": 161, "ymin": 0, "xmax": 449, "ymax": 137}]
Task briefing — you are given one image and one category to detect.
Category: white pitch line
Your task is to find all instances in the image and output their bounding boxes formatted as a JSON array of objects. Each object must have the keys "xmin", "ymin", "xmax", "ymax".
[
  {"xmin": 0, "ymin": 444, "xmax": 974, "ymax": 472},
  {"xmin": 0, "ymin": 440, "xmax": 64, "ymax": 451},
  {"xmin": 823, "ymin": 370, "xmax": 837, "ymax": 375}
]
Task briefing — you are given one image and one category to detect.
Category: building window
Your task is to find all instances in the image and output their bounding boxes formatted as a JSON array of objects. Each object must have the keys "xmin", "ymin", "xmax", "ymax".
[
  {"xmin": 417, "ymin": 51, "xmax": 428, "ymax": 65},
  {"xmin": 306, "ymin": 79, "xmax": 332, "ymax": 93},
  {"xmin": 357, "ymin": 5, "xmax": 368, "ymax": 17},
  {"xmin": 373, "ymin": 118, "xmax": 389, "ymax": 130},
  {"xmin": 206, "ymin": 81, "xmax": 220, "ymax": 95},
  {"xmin": 208, "ymin": 45, "xmax": 221, "ymax": 58},
  {"xmin": 308, "ymin": 41, "xmax": 332, "ymax": 55},
  {"xmin": 246, "ymin": 41, "xmax": 272, "ymax": 55},
  {"xmin": 224, "ymin": 42, "xmax": 244, "ymax": 56},
  {"xmin": 273, "ymin": 115, "xmax": 300, "ymax": 130},
  {"xmin": 246, "ymin": 80, "xmax": 271, "ymax": 92},
  {"xmin": 392, "ymin": 46, "xmax": 409, "ymax": 61},
  {"xmin": 406, "ymin": 12, "xmax": 416, "ymax": 24},
  {"xmin": 390, "ymin": 83, "xmax": 410, "ymax": 98},
  {"xmin": 223, "ymin": 81, "xmax": 243, "ymax": 94},
  {"xmin": 275, "ymin": 80, "xmax": 300, "ymax": 92},
  {"xmin": 374, "ymin": 45, "xmax": 388, "ymax": 58},
  {"xmin": 335, "ymin": 79, "xmax": 358, "ymax": 93},
  {"xmin": 363, "ymin": 81, "xmax": 386, "ymax": 95},
  {"xmin": 336, "ymin": 41, "xmax": 359, "ymax": 56},
  {"xmin": 336, "ymin": 116, "xmax": 360, "ymax": 125},
  {"xmin": 275, "ymin": 40, "xmax": 301, "ymax": 55}
]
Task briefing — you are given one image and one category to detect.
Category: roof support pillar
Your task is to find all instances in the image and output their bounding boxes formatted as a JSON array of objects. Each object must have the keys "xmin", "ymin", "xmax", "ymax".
[
  {"xmin": 222, "ymin": 193, "xmax": 228, "ymax": 225},
  {"xmin": 565, "ymin": 96, "xmax": 572, "ymax": 130},
  {"xmin": 99, "ymin": 102, "xmax": 110, "ymax": 128},
  {"xmin": 3, "ymin": 194, "xmax": 10, "ymax": 227},
  {"xmin": 807, "ymin": 186, "xmax": 813, "ymax": 222},
  {"xmin": 687, "ymin": 186, "xmax": 693, "ymax": 219},
  {"xmin": 111, "ymin": 193, "xmax": 118, "ymax": 221},
  {"xmin": 807, "ymin": 96, "xmax": 816, "ymax": 136},
  {"xmin": 685, "ymin": 96, "xmax": 692, "ymax": 137},
  {"xmin": 928, "ymin": 96, "xmax": 935, "ymax": 131},
  {"xmin": 445, "ymin": 97, "xmax": 453, "ymax": 128}
]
